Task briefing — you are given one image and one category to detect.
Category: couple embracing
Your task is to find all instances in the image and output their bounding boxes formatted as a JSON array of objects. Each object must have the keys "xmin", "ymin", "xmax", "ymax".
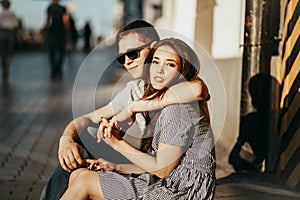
[{"xmin": 42, "ymin": 20, "xmax": 216, "ymax": 200}]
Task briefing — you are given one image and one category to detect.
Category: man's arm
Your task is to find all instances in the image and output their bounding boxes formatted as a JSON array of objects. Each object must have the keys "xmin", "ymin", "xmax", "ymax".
[
  {"xmin": 43, "ymin": 5, "xmax": 52, "ymax": 30},
  {"xmin": 43, "ymin": 13, "xmax": 50, "ymax": 31},
  {"xmin": 167, "ymin": 78, "xmax": 209, "ymax": 101},
  {"xmin": 136, "ymin": 78, "xmax": 209, "ymax": 110},
  {"xmin": 113, "ymin": 79, "xmax": 209, "ymax": 122},
  {"xmin": 59, "ymin": 79, "xmax": 137, "ymax": 172},
  {"xmin": 58, "ymin": 104, "xmax": 115, "ymax": 172}
]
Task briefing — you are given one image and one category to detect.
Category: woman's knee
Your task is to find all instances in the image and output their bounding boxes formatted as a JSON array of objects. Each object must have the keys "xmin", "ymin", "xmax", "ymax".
[
  {"xmin": 69, "ymin": 168, "xmax": 86, "ymax": 184},
  {"xmin": 69, "ymin": 168, "xmax": 95, "ymax": 190},
  {"xmin": 69, "ymin": 169, "xmax": 101, "ymax": 196}
]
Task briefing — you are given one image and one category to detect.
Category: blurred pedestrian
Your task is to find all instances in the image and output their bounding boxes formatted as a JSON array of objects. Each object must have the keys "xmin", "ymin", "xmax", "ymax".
[
  {"xmin": 65, "ymin": 13, "xmax": 78, "ymax": 54},
  {"xmin": 83, "ymin": 21, "xmax": 91, "ymax": 52},
  {"xmin": 0, "ymin": 0, "xmax": 18, "ymax": 80},
  {"xmin": 43, "ymin": 0, "xmax": 69, "ymax": 80}
]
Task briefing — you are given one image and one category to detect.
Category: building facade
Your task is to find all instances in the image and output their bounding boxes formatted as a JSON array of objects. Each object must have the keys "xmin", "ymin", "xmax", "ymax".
[{"xmin": 276, "ymin": 0, "xmax": 299, "ymax": 189}]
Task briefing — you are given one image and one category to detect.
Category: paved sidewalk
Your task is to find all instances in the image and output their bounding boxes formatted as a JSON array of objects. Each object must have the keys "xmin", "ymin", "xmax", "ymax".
[
  {"xmin": 1, "ymin": 51, "xmax": 299, "ymax": 199},
  {"xmin": 215, "ymin": 173, "xmax": 300, "ymax": 199},
  {"xmin": 0, "ymin": 49, "xmax": 125, "ymax": 200}
]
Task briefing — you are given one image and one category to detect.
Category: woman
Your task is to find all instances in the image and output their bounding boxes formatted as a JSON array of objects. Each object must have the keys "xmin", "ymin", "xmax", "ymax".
[{"xmin": 60, "ymin": 38, "xmax": 216, "ymax": 200}]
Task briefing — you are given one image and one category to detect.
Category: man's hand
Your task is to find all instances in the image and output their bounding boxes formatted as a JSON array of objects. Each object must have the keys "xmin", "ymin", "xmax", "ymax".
[
  {"xmin": 58, "ymin": 136, "xmax": 86, "ymax": 172},
  {"xmin": 97, "ymin": 118, "xmax": 110, "ymax": 143}
]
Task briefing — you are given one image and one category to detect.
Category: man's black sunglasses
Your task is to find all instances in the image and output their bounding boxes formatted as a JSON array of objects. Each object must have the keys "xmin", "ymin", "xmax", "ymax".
[{"xmin": 117, "ymin": 43, "xmax": 151, "ymax": 64}]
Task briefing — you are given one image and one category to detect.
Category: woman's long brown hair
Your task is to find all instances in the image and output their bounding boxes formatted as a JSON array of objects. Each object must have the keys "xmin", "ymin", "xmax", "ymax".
[
  {"xmin": 141, "ymin": 38, "xmax": 201, "ymax": 152},
  {"xmin": 143, "ymin": 38, "xmax": 200, "ymax": 101}
]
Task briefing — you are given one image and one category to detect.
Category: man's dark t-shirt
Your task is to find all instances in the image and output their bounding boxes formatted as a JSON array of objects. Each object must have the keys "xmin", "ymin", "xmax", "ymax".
[{"xmin": 47, "ymin": 3, "xmax": 66, "ymax": 36}]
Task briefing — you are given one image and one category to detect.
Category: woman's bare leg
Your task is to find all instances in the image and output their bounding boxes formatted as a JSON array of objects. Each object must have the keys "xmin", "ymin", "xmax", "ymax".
[{"xmin": 60, "ymin": 168, "xmax": 105, "ymax": 200}]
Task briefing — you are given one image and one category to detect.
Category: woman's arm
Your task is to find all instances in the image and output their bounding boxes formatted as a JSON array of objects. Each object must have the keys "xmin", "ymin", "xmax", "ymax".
[
  {"xmin": 115, "ymin": 164, "xmax": 146, "ymax": 174},
  {"xmin": 104, "ymin": 136, "xmax": 182, "ymax": 179},
  {"xmin": 86, "ymin": 158, "xmax": 145, "ymax": 174}
]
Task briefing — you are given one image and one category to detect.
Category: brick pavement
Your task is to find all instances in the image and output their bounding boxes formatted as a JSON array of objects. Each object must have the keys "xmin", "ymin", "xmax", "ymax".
[
  {"xmin": 0, "ymin": 49, "xmax": 124, "ymax": 199},
  {"xmin": 0, "ymin": 51, "xmax": 84, "ymax": 200}
]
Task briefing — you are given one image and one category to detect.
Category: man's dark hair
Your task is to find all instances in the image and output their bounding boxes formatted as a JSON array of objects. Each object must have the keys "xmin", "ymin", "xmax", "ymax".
[
  {"xmin": 2, "ymin": 0, "xmax": 10, "ymax": 9},
  {"xmin": 116, "ymin": 20, "xmax": 160, "ymax": 44}
]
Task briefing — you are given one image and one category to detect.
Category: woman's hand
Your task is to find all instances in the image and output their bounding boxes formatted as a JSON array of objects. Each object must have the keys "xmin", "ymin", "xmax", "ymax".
[
  {"xmin": 97, "ymin": 118, "xmax": 124, "ymax": 143},
  {"xmin": 86, "ymin": 158, "xmax": 116, "ymax": 171}
]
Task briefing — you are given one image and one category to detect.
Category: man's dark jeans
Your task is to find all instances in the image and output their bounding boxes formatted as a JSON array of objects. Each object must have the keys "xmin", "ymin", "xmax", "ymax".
[
  {"xmin": 40, "ymin": 128, "xmax": 130, "ymax": 200},
  {"xmin": 40, "ymin": 164, "xmax": 70, "ymax": 200},
  {"xmin": 40, "ymin": 147, "xmax": 92, "ymax": 200}
]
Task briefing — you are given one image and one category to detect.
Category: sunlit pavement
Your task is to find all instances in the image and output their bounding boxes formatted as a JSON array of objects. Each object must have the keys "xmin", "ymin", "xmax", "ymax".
[{"xmin": 0, "ymin": 50, "xmax": 299, "ymax": 199}]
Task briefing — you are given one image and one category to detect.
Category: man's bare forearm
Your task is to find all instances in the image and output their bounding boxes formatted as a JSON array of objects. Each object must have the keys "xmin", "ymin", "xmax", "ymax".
[
  {"xmin": 129, "ymin": 78, "xmax": 210, "ymax": 113},
  {"xmin": 61, "ymin": 116, "xmax": 93, "ymax": 140},
  {"xmin": 61, "ymin": 104, "xmax": 115, "ymax": 141}
]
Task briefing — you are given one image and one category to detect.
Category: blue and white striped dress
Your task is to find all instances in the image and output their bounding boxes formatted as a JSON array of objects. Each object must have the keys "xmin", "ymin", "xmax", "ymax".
[{"xmin": 98, "ymin": 103, "xmax": 216, "ymax": 199}]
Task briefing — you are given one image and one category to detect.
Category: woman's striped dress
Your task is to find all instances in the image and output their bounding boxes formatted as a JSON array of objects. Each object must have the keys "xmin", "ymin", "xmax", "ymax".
[{"xmin": 98, "ymin": 103, "xmax": 216, "ymax": 199}]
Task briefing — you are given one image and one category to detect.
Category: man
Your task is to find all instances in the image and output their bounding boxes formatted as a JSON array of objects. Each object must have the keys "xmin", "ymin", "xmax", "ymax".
[
  {"xmin": 40, "ymin": 20, "xmax": 209, "ymax": 199},
  {"xmin": 44, "ymin": 0, "xmax": 68, "ymax": 80}
]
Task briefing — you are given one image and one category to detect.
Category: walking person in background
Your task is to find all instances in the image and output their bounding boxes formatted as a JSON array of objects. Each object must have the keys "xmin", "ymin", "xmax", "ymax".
[
  {"xmin": 65, "ymin": 13, "xmax": 78, "ymax": 54},
  {"xmin": 0, "ymin": 0, "xmax": 18, "ymax": 81},
  {"xmin": 83, "ymin": 21, "xmax": 91, "ymax": 52},
  {"xmin": 43, "ymin": 0, "xmax": 69, "ymax": 80}
]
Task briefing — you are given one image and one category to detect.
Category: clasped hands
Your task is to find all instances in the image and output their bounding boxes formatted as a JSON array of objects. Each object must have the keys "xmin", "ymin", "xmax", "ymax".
[
  {"xmin": 96, "ymin": 105, "xmax": 135, "ymax": 143},
  {"xmin": 84, "ymin": 119, "xmax": 121, "ymax": 172},
  {"xmin": 96, "ymin": 117, "xmax": 122, "ymax": 143},
  {"xmin": 86, "ymin": 106, "xmax": 136, "ymax": 171}
]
